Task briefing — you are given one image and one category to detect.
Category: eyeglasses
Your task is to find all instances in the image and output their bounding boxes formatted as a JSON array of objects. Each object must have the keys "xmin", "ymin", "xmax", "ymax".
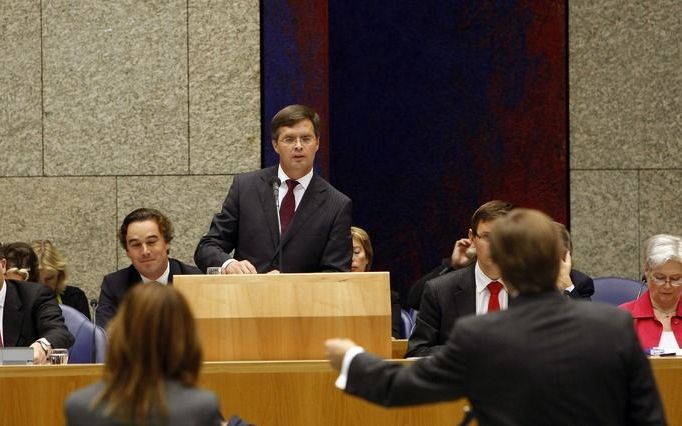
[
  {"xmin": 650, "ymin": 274, "xmax": 682, "ymax": 287},
  {"xmin": 475, "ymin": 233, "xmax": 490, "ymax": 242},
  {"xmin": 279, "ymin": 135, "xmax": 316, "ymax": 146}
]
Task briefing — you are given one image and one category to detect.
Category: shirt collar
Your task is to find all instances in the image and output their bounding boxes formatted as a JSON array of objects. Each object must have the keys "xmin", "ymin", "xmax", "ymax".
[
  {"xmin": 139, "ymin": 261, "xmax": 171, "ymax": 285},
  {"xmin": 474, "ymin": 261, "xmax": 505, "ymax": 294},
  {"xmin": 278, "ymin": 165, "xmax": 313, "ymax": 191},
  {"xmin": 0, "ymin": 279, "xmax": 6, "ymax": 308}
]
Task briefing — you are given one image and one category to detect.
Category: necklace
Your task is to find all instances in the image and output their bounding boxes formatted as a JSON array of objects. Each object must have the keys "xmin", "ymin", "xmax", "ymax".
[{"xmin": 652, "ymin": 302, "xmax": 677, "ymax": 319}]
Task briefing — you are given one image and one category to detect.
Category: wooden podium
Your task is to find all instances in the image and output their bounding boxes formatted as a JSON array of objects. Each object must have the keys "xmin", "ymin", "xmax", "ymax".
[{"xmin": 174, "ymin": 272, "xmax": 391, "ymax": 361}]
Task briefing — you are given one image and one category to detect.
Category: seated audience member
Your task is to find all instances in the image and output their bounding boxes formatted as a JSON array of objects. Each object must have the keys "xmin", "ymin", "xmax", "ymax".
[
  {"xmin": 406, "ymin": 200, "xmax": 514, "ymax": 357},
  {"xmin": 1, "ymin": 242, "xmax": 40, "ymax": 282},
  {"xmin": 325, "ymin": 209, "xmax": 665, "ymax": 425},
  {"xmin": 351, "ymin": 226, "xmax": 402, "ymax": 339},
  {"xmin": 620, "ymin": 234, "xmax": 682, "ymax": 353},
  {"xmin": 31, "ymin": 240, "xmax": 91, "ymax": 320},
  {"xmin": 407, "ymin": 221, "xmax": 594, "ymax": 309},
  {"xmin": 97, "ymin": 208, "xmax": 201, "ymax": 328},
  {"xmin": 65, "ymin": 284, "xmax": 223, "ymax": 425},
  {"xmin": 0, "ymin": 250, "xmax": 74, "ymax": 363}
]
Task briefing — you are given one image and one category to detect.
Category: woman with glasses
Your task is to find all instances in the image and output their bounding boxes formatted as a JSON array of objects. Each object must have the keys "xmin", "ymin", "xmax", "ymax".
[{"xmin": 620, "ymin": 234, "xmax": 682, "ymax": 353}]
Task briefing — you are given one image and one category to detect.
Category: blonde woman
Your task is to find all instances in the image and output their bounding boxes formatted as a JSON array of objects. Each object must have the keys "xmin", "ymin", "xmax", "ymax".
[{"xmin": 31, "ymin": 240, "xmax": 90, "ymax": 320}]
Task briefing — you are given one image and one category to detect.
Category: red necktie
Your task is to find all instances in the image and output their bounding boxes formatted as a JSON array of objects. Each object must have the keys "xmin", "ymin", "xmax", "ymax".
[
  {"xmin": 487, "ymin": 281, "xmax": 503, "ymax": 312},
  {"xmin": 0, "ymin": 331, "xmax": 4, "ymax": 348},
  {"xmin": 279, "ymin": 179, "xmax": 299, "ymax": 235}
]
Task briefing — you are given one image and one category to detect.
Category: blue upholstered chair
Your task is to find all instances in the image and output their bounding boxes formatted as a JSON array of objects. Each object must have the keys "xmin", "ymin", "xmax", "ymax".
[
  {"xmin": 59, "ymin": 304, "xmax": 108, "ymax": 363},
  {"xmin": 592, "ymin": 276, "xmax": 645, "ymax": 306},
  {"xmin": 400, "ymin": 308, "xmax": 418, "ymax": 339}
]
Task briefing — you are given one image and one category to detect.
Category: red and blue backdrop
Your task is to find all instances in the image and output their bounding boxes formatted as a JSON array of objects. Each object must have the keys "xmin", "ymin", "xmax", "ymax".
[{"xmin": 262, "ymin": 0, "xmax": 567, "ymax": 302}]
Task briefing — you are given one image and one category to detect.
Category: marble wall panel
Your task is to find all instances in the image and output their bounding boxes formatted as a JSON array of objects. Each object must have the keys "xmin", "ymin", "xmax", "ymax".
[
  {"xmin": 116, "ymin": 175, "xmax": 233, "ymax": 270},
  {"xmin": 41, "ymin": 1, "xmax": 189, "ymax": 176},
  {"xmin": 570, "ymin": 170, "xmax": 640, "ymax": 279},
  {"xmin": 188, "ymin": 0, "xmax": 261, "ymax": 175},
  {"xmin": 0, "ymin": 1, "xmax": 42, "ymax": 176},
  {"xmin": 639, "ymin": 170, "xmax": 682, "ymax": 245},
  {"xmin": 570, "ymin": 0, "xmax": 681, "ymax": 170},
  {"xmin": 0, "ymin": 177, "xmax": 117, "ymax": 301}
]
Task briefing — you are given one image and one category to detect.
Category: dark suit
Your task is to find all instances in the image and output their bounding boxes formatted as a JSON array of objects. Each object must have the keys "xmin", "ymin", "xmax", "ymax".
[
  {"xmin": 96, "ymin": 259, "xmax": 200, "ymax": 328},
  {"xmin": 407, "ymin": 259, "xmax": 594, "ymax": 310},
  {"xmin": 61, "ymin": 285, "xmax": 91, "ymax": 320},
  {"xmin": 2, "ymin": 279, "xmax": 74, "ymax": 349},
  {"xmin": 346, "ymin": 292, "xmax": 665, "ymax": 425},
  {"xmin": 406, "ymin": 265, "xmax": 594, "ymax": 357},
  {"xmin": 194, "ymin": 166, "xmax": 352, "ymax": 273}
]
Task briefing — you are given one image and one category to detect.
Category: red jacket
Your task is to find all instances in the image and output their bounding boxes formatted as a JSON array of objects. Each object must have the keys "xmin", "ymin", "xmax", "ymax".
[{"xmin": 619, "ymin": 290, "xmax": 682, "ymax": 349}]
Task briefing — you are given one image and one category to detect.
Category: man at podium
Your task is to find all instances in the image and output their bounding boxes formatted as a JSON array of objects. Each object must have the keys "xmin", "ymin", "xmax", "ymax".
[{"xmin": 195, "ymin": 104, "xmax": 352, "ymax": 274}]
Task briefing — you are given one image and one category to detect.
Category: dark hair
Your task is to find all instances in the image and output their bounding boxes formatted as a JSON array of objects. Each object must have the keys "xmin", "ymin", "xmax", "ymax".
[
  {"xmin": 118, "ymin": 208, "xmax": 174, "ymax": 250},
  {"xmin": 470, "ymin": 200, "xmax": 514, "ymax": 235},
  {"xmin": 553, "ymin": 221, "xmax": 573, "ymax": 254},
  {"xmin": 2, "ymin": 242, "xmax": 40, "ymax": 282},
  {"xmin": 270, "ymin": 104, "xmax": 320, "ymax": 141},
  {"xmin": 95, "ymin": 284, "xmax": 202, "ymax": 423},
  {"xmin": 489, "ymin": 209, "xmax": 561, "ymax": 294}
]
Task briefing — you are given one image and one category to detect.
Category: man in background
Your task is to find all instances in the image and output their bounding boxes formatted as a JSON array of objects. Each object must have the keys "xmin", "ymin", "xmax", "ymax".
[
  {"xmin": 97, "ymin": 208, "xmax": 200, "ymax": 328},
  {"xmin": 0, "ymin": 252, "xmax": 74, "ymax": 363},
  {"xmin": 194, "ymin": 104, "xmax": 352, "ymax": 274}
]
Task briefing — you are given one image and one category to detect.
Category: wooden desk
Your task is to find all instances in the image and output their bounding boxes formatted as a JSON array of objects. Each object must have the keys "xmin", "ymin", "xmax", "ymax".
[
  {"xmin": 2, "ymin": 357, "xmax": 681, "ymax": 425},
  {"xmin": 0, "ymin": 361, "xmax": 464, "ymax": 426}
]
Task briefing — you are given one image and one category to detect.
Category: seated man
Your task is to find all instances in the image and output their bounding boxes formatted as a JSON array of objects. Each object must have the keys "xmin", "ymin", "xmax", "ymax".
[
  {"xmin": 406, "ymin": 200, "xmax": 513, "ymax": 357},
  {"xmin": 325, "ymin": 209, "xmax": 665, "ymax": 425},
  {"xmin": 96, "ymin": 208, "xmax": 200, "ymax": 328},
  {"xmin": 407, "ymin": 221, "xmax": 593, "ymax": 310},
  {"xmin": 0, "ymin": 254, "xmax": 74, "ymax": 364}
]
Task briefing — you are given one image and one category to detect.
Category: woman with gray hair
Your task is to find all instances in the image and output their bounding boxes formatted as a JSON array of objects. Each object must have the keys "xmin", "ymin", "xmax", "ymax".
[{"xmin": 620, "ymin": 234, "xmax": 682, "ymax": 352}]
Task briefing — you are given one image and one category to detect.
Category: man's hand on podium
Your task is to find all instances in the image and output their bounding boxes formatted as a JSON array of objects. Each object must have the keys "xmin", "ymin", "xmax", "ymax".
[{"xmin": 224, "ymin": 260, "xmax": 257, "ymax": 274}]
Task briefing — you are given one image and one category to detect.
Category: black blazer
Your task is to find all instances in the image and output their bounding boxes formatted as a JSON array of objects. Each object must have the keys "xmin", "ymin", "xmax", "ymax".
[
  {"xmin": 194, "ymin": 166, "xmax": 352, "ymax": 273},
  {"xmin": 61, "ymin": 285, "xmax": 91, "ymax": 320},
  {"xmin": 406, "ymin": 265, "xmax": 595, "ymax": 357},
  {"xmin": 346, "ymin": 292, "xmax": 666, "ymax": 425},
  {"xmin": 96, "ymin": 258, "xmax": 201, "ymax": 328},
  {"xmin": 2, "ymin": 280, "xmax": 74, "ymax": 349}
]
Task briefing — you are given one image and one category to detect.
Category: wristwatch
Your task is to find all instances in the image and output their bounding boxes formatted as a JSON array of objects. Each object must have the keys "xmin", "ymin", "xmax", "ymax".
[{"xmin": 37, "ymin": 339, "xmax": 51, "ymax": 355}]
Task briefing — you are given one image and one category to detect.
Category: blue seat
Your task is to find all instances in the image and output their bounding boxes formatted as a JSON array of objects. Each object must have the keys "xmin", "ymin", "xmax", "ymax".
[
  {"xmin": 400, "ymin": 308, "xmax": 417, "ymax": 338},
  {"xmin": 592, "ymin": 276, "xmax": 645, "ymax": 306},
  {"xmin": 60, "ymin": 304, "xmax": 108, "ymax": 363}
]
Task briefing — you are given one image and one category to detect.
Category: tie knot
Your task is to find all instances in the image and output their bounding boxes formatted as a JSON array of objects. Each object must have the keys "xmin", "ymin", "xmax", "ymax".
[
  {"xmin": 488, "ymin": 281, "xmax": 503, "ymax": 296},
  {"xmin": 286, "ymin": 179, "xmax": 299, "ymax": 190}
]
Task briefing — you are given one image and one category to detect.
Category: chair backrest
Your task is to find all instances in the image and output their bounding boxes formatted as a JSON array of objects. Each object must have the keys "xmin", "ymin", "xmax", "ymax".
[
  {"xmin": 60, "ymin": 304, "xmax": 108, "ymax": 363},
  {"xmin": 400, "ymin": 308, "xmax": 418, "ymax": 339},
  {"xmin": 592, "ymin": 276, "xmax": 645, "ymax": 306}
]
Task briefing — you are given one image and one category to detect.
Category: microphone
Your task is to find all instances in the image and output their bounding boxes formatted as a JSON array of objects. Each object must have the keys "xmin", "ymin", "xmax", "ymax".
[
  {"xmin": 268, "ymin": 176, "xmax": 284, "ymax": 272},
  {"xmin": 636, "ymin": 276, "xmax": 647, "ymax": 300},
  {"xmin": 90, "ymin": 298, "xmax": 99, "ymax": 363}
]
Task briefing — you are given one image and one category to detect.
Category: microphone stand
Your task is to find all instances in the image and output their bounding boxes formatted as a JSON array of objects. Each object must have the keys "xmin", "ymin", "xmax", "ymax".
[
  {"xmin": 90, "ymin": 299, "xmax": 99, "ymax": 363},
  {"xmin": 270, "ymin": 176, "xmax": 284, "ymax": 272}
]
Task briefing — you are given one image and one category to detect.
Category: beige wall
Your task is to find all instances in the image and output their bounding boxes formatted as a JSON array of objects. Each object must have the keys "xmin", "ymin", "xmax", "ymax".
[
  {"xmin": 1, "ymin": 0, "xmax": 679, "ymax": 305},
  {"xmin": 0, "ymin": 1, "xmax": 259, "ymax": 302},
  {"xmin": 569, "ymin": 0, "xmax": 681, "ymax": 279}
]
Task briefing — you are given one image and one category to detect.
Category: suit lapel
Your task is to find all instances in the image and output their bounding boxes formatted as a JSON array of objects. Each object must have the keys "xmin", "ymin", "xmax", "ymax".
[
  {"xmin": 281, "ymin": 174, "xmax": 327, "ymax": 247},
  {"xmin": 3, "ymin": 280, "xmax": 23, "ymax": 346},
  {"xmin": 453, "ymin": 265, "xmax": 477, "ymax": 317},
  {"xmin": 257, "ymin": 168, "xmax": 281, "ymax": 250}
]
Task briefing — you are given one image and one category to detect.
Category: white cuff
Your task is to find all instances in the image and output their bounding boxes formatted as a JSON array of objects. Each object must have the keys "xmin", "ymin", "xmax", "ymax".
[
  {"xmin": 334, "ymin": 346, "xmax": 365, "ymax": 390},
  {"xmin": 221, "ymin": 259, "xmax": 237, "ymax": 269}
]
